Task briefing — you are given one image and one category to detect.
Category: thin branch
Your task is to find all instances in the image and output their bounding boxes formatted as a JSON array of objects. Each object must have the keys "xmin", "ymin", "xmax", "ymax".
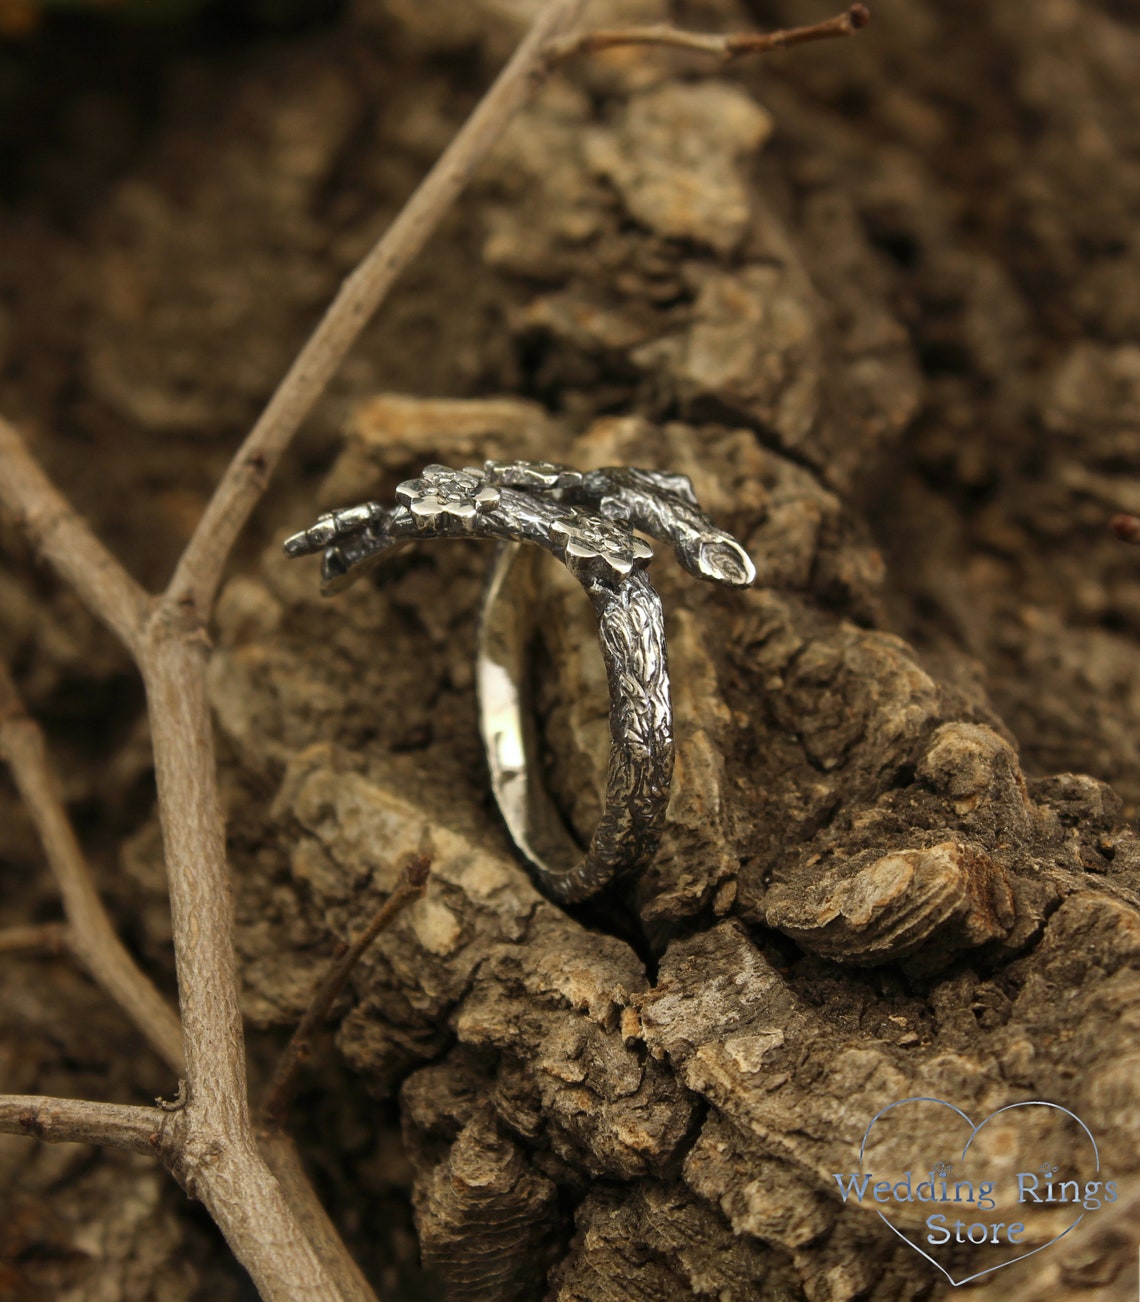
[
  {"xmin": 260, "ymin": 1130, "xmax": 382, "ymax": 1302},
  {"xmin": 138, "ymin": 503, "xmax": 364, "ymax": 1302},
  {"xmin": 262, "ymin": 856, "xmax": 430, "ymax": 1127},
  {"xmin": 0, "ymin": 663, "xmax": 185, "ymax": 1076},
  {"xmin": 0, "ymin": 1093, "xmax": 173, "ymax": 1157},
  {"xmin": 0, "ymin": 0, "xmax": 867, "ymax": 1295},
  {"xmin": 139, "ymin": 636, "xmax": 245, "ymax": 1108},
  {"xmin": 0, "ymin": 921, "xmax": 70, "ymax": 956},
  {"xmin": 0, "ymin": 4, "xmax": 603, "ymax": 1297},
  {"xmin": 0, "ymin": 415, "xmax": 150, "ymax": 656},
  {"xmin": 545, "ymin": 3, "xmax": 870, "ymax": 65},
  {"xmin": 167, "ymin": 0, "xmax": 590, "ymax": 618}
]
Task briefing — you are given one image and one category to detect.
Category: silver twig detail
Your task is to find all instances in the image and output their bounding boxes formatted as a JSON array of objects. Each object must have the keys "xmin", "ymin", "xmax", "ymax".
[{"xmin": 285, "ymin": 458, "xmax": 755, "ymax": 901}]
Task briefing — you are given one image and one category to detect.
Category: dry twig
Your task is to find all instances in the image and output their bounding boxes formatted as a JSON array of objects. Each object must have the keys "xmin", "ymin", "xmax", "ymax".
[
  {"xmin": 545, "ymin": 4, "xmax": 869, "ymax": 65},
  {"xmin": 262, "ymin": 855, "xmax": 430, "ymax": 1128},
  {"xmin": 167, "ymin": 0, "xmax": 589, "ymax": 618},
  {"xmin": 0, "ymin": 1094, "xmax": 174, "ymax": 1155},
  {"xmin": 0, "ymin": 921, "xmax": 70, "ymax": 955},
  {"xmin": 0, "ymin": 2, "xmax": 873, "ymax": 1297},
  {"xmin": 0, "ymin": 424, "xmax": 149, "ymax": 653},
  {"xmin": 0, "ymin": 660, "xmax": 184, "ymax": 1075},
  {"xmin": 0, "ymin": 3, "xmax": 590, "ymax": 1298}
]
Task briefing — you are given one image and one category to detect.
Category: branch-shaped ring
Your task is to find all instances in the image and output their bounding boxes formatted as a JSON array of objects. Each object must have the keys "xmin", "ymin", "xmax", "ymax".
[{"xmin": 284, "ymin": 459, "xmax": 755, "ymax": 902}]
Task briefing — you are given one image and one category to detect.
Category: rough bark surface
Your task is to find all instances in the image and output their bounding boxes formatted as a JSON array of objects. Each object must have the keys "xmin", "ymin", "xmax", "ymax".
[{"xmin": 2, "ymin": 1, "xmax": 1140, "ymax": 1299}]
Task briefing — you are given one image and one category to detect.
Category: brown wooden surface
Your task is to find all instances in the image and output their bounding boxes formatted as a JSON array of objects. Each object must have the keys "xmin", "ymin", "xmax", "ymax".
[{"xmin": 1, "ymin": 2, "xmax": 1138, "ymax": 1298}]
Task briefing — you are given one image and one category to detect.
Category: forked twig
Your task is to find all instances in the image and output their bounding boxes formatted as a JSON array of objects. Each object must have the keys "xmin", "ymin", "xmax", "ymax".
[
  {"xmin": 163, "ymin": 5, "xmax": 873, "ymax": 618},
  {"xmin": 262, "ymin": 856, "xmax": 430, "ymax": 1127},
  {"xmin": 0, "ymin": 1, "xmax": 874, "ymax": 1297},
  {"xmin": 167, "ymin": 0, "xmax": 590, "ymax": 617},
  {"xmin": 0, "ymin": 5, "xmax": 590, "ymax": 1298}
]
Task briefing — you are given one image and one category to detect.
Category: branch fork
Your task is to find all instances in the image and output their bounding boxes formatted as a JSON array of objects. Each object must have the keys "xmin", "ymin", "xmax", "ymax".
[{"xmin": 0, "ymin": 4, "xmax": 870, "ymax": 1299}]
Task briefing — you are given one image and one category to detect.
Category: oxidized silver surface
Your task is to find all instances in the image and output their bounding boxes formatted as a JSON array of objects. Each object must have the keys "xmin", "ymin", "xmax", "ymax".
[{"xmin": 284, "ymin": 459, "xmax": 755, "ymax": 903}]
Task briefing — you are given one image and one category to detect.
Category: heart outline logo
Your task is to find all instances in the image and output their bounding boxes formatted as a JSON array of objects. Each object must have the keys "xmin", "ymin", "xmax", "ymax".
[{"xmin": 858, "ymin": 1097, "xmax": 1100, "ymax": 1287}]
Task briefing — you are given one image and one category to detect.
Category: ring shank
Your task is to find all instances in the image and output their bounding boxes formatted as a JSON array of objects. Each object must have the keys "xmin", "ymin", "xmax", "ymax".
[{"xmin": 477, "ymin": 542, "xmax": 673, "ymax": 902}]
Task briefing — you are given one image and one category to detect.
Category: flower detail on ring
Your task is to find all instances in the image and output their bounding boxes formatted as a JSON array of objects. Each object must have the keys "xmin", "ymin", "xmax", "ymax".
[
  {"xmin": 396, "ymin": 464, "xmax": 500, "ymax": 530},
  {"xmin": 551, "ymin": 508, "xmax": 653, "ymax": 581},
  {"xmin": 930, "ymin": 1161, "xmax": 953, "ymax": 1178},
  {"xmin": 1038, "ymin": 1161, "xmax": 1059, "ymax": 1177}
]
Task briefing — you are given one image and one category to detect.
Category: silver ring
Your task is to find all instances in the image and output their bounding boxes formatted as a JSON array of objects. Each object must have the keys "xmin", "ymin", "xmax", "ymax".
[{"xmin": 283, "ymin": 459, "xmax": 755, "ymax": 902}]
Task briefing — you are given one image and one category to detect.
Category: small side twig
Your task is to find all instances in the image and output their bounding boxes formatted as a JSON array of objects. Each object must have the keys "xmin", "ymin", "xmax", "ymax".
[
  {"xmin": 0, "ymin": 415, "xmax": 149, "ymax": 655},
  {"xmin": 0, "ymin": 0, "xmax": 879, "ymax": 1295},
  {"xmin": 166, "ymin": 0, "xmax": 589, "ymax": 618},
  {"xmin": 0, "ymin": 1094, "xmax": 174, "ymax": 1157},
  {"xmin": 0, "ymin": 5, "xmax": 589, "ymax": 1298},
  {"xmin": 0, "ymin": 921, "xmax": 70, "ymax": 956},
  {"xmin": 545, "ymin": 3, "xmax": 869, "ymax": 65},
  {"xmin": 261, "ymin": 856, "xmax": 430, "ymax": 1127},
  {"xmin": 0, "ymin": 662, "xmax": 185, "ymax": 1076}
]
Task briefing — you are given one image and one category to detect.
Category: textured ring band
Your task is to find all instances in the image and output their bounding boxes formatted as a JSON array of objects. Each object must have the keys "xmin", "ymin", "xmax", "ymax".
[
  {"xmin": 283, "ymin": 458, "xmax": 755, "ymax": 902},
  {"xmin": 478, "ymin": 540, "xmax": 672, "ymax": 901}
]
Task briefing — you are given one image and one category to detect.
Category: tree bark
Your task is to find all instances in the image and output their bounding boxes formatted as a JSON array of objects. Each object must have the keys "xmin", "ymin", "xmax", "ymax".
[{"xmin": 1, "ymin": 1, "xmax": 1139, "ymax": 1299}]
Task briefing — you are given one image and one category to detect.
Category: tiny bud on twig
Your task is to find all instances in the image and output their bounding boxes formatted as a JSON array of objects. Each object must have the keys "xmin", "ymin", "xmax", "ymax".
[
  {"xmin": 1110, "ymin": 513, "xmax": 1140, "ymax": 544},
  {"xmin": 156, "ymin": 1080, "xmax": 189, "ymax": 1112}
]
